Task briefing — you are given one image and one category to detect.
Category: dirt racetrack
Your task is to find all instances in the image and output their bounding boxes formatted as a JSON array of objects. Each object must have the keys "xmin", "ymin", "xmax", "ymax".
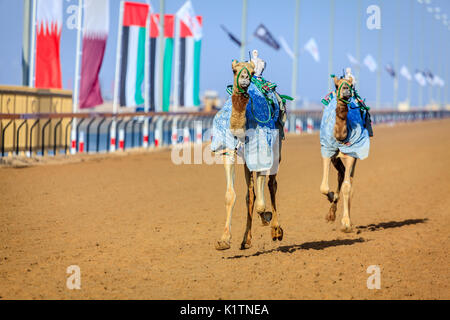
[{"xmin": 0, "ymin": 119, "xmax": 449, "ymax": 300}]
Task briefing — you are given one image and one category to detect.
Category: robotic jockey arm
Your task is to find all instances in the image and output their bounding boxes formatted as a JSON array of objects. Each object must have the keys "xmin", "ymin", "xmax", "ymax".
[
  {"xmin": 251, "ymin": 49, "xmax": 265, "ymax": 77},
  {"xmin": 345, "ymin": 67, "xmax": 356, "ymax": 86}
]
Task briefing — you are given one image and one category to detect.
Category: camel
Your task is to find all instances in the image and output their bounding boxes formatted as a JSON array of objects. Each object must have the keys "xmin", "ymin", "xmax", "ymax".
[
  {"xmin": 214, "ymin": 60, "xmax": 284, "ymax": 250},
  {"xmin": 319, "ymin": 75, "xmax": 370, "ymax": 232}
]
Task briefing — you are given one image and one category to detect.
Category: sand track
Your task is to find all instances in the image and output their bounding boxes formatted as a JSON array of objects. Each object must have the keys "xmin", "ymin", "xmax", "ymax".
[{"xmin": 0, "ymin": 120, "xmax": 449, "ymax": 299}]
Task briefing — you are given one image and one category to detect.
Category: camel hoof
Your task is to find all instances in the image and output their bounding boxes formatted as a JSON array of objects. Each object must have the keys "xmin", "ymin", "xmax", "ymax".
[
  {"xmin": 327, "ymin": 192, "xmax": 335, "ymax": 203},
  {"xmin": 240, "ymin": 241, "xmax": 252, "ymax": 250},
  {"xmin": 271, "ymin": 226, "xmax": 284, "ymax": 241},
  {"xmin": 326, "ymin": 203, "xmax": 337, "ymax": 222},
  {"xmin": 259, "ymin": 212, "xmax": 272, "ymax": 226},
  {"xmin": 215, "ymin": 240, "xmax": 231, "ymax": 250},
  {"xmin": 340, "ymin": 224, "xmax": 353, "ymax": 233}
]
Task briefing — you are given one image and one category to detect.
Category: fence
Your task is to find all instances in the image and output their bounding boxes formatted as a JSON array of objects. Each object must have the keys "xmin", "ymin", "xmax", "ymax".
[{"xmin": 1, "ymin": 109, "xmax": 449, "ymax": 158}]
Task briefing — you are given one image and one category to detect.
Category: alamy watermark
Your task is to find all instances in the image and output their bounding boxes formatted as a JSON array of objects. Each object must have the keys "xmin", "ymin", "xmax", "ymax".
[
  {"xmin": 366, "ymin": 5, "xmax": 382, "ymax": 30},
  {"xmin": 366, "ymin": 265, "xmax": 381, "ymax": 289},
  {"xmin": 66, "ymin": 265, "xmax": 81, "ymax": 290},
  {"xmin": 170, "ymin": 126, "xmax": 280, "ymax": 170}
]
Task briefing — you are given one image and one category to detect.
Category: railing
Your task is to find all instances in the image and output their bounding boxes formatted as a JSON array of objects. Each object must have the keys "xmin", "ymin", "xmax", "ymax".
[{"xmin": 0, "ymin": 109, "xmax": 449, "ymax": 157}]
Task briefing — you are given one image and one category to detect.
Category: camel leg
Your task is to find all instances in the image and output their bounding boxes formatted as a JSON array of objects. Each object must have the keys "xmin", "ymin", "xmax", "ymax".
[
  {"xmin": 215, "ymin": 152, "xmax": 236, "ymax": 250},
  {"xmin": 240, "ymin": 165, "xmax": 255, "ymax": 250},
  {"xmin": 268, "ymin": 174, "xmax": 283, "ymax": 241},
  {"xmin": 340, "ymin": 155, "xmax": 357, "ymax": 233},
  {"xmin": 326, "ymin": 157, "xmax": 345, "ymax": 222},
  {"xmin": 254, "ymin": 172, "xmax": 266, "ymax": 215},
  {"xmin": 320, "ymin": 157, "xmax": 336, "ymax": 203}
]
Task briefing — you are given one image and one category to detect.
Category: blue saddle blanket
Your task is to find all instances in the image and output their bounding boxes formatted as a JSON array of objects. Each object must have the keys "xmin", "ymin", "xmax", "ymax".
[
  {"xmin": 211, "ymin": 82, "xmax": 280, "ymax": 173},
  {"xmin": 320, "ymin": 96, "xmax": 370, "ymax": 160}
]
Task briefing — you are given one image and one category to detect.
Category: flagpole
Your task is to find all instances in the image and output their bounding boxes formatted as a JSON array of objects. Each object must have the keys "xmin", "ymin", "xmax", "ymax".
[
  {"xmin": 435, "ymin": 11, "xmax": 443, "ymax": 109},
  {"xmin": 355, "ymin": 0, "xmax": 361, "ymax": 90},
  {"xmin": 393, "ymin": 0, "xmax": 399, "ymax": 110},
  {"xmin": 70, "ymin": 0, "xmax": 83, "ymax": 154},
  {"xmin": 419, "ymin": 6, "xmax": 424, "ymax": 108},
  {"xmin": 407, "ymin": 0, "xmax": 413, "ymax": 107},
  {"xmin": 143, "ymin": 6, "xmax": 150, "ymax": 147},
  {"xmin": 444, "ymin": 23, "xmax": 450, "ymax": 109},
  {"xmin": 111, "ymin": 1, "xmax": 125, "ymax": 152},
  {"xmin": 29, "ymin": 0, "xmax": 37, "ymax": 87},
  {"xmin": 328, "ymin": 0, "xmax": 335, "ymax": 92},
  {"xmin": 428, "ymin": 9, "xmax": 434, "ymax": 106},
  {"xmin": 22, "ymin": 0, "xmax": 32, "ymax": 86},
  {"xmin": 158, "ymin": 0, "xmax": 165, "ymax": 111},
  {"xmin": 291, "ymin": 0, "xmax": 300, "ymax": 109},
  {"xmin": 240, "ymin": 0, "xmax": 248, "ymax": 61},
  {"xmin": 376, "ymin": 1, "xmax": 382, "ymax": 109},
  {"xmin": 173, "ymin": 15, "xmax": 181, "ymax": 110}
]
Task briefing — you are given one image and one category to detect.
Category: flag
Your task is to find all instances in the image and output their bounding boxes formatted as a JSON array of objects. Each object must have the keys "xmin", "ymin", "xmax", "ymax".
[
  {"xmin": 303, "ymin": 38, "xmax": 320, "ymax": 62},
  {"xmin": 119, "ymin": 1, "xmax": 149, "ymax": 107},
  {"xmin": 79, "ymin": 0, "xmax": 109, "ymax": 109},
  {"xmin": 35, "ymin": 0, "xmax": 63, "ymax": 89},
  {"xmin": 150, "ymin": 14, "xmax": 175, "ymax": 112},
  {"xmin": 385, "ymin": 63, "xmax": 396, "ymax": 78},
  {"xmin": 414, "ymin": 70, "xmax": 426, "ymax": 86},
  {"xmin": 220, "ymin": 25, "xmax": 241, "ymax": 47},
  {"xmin": 173, "ymin": 1, "xmax": 203, "ymax": 108},
  {"xmin": 253, "ymin": 24, "xmax": 280, "ymax": 50},
  {"xmin": 434, "ymin": 75, "xmax": 445, "ymax": 87},
  {"xmin": 363, "ymin": 54, "xmax": 377, "ymax": 72},
  {"xmin": 176, "ymin": 0, "xmax": 202, "ymax": 40},
  {"xmin": 347, "ymin": 53, "xmax": 360, "ymax": 66},
  {"xmin": 400, "ymin": 65, "xmax": 412, "ymax": 81},
  {"xmin": 424, "ymin": 70, "xmax": 434, "ymax": 85},
  {"xmin": 279, "ymin": 36, "xmax": 294, "ymax": 59}
]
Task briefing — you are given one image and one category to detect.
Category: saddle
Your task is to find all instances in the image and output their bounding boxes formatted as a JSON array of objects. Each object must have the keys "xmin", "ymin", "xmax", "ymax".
[
  {"xmin": 227, "ymin": 76, "xmax": 293, "ymax": 140},
  {"xmin": 321, "ymin": 88, "xmax": 373, "ymax": 137}
]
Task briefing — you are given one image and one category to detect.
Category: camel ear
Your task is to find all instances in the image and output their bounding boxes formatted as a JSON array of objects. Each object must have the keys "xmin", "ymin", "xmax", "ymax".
[
  {"xmin": 249, "ymin": 61, "xmax": 255, "ymax": 69},
  {"xmin": 347, "ymin": 78, "xmax": 353, "ymax": 85},
  {"xmin": 232, "ymin": 60, "xmax": 238, "ymax": 72},
  {"xmin": 333, "ymin": 76, "xmax": 339, "ymax": 88}
]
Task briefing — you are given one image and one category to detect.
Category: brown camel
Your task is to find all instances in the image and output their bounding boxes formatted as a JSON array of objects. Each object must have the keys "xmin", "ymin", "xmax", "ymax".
[
  {"xmin": 215, "ymin": 60, "xmax": 284, "ymax": 250},
  {"xmin": 319, "ymin": 76, "xmax": 357, "ymax": 233}
]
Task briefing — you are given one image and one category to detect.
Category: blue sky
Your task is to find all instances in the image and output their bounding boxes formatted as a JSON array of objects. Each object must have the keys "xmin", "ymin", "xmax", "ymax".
[{"xmin": 0, "ymin": 0, "xmax": 449, "ymax": 108}]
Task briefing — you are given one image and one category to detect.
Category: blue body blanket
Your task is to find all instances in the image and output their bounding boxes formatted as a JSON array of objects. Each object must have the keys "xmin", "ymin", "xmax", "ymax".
[
  {"xmin": 211, "ymin": 81, "xmax": 280, "ymax": 173},
  {"xmin": 320, "ymin": 96, "xmax": 370, "ymax": 160}
]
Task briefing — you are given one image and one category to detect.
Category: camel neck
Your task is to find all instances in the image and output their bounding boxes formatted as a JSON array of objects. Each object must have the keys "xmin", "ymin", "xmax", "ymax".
[
  {"xmin": 333, "ymin": 99, "xmax": 349, "ymax": 141},
  {"xmin": 231, "ymin": 93, "xmax": 249, "ymax": 112},
  {"xmin": 230, "ymin": 92, "xmax": 249, "ymax": 131},
  {"xmin": 335, "ymin": 99, "xmax": 349, "ymax": 121}
]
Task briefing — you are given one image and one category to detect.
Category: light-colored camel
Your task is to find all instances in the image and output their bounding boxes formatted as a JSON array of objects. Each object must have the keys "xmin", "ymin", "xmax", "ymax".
[
  {"xmin": 215, "ymin": 60, "xmax": 284, "ymax": 250},
  {"xmin": 320, "ymin": 77, "xmax": 357, "ymax": 233}
]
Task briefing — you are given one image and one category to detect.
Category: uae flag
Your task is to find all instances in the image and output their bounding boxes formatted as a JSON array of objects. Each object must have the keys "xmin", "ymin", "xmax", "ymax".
[
  {"xmin": 119, "ymin": 1, "xmax": 149, "ymax": 107},
  {"xmin": 79, "ymin": 0, "xmax": 109, "ymax": 109},
  {"xmin": 149, "ymin": 14, "xmax": 175, "ymax": 112},
  {"xmin": 35, "ymin": 0, "xmax": 63, "ymax": 89},
  {"xmin": 174, "ymin": 1, "xmax": 202, "ymax": 108}
]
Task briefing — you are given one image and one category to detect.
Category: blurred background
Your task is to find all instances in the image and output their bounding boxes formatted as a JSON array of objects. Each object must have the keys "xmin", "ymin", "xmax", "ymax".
[{"xmin": 0, "ymin": 0, "xmax": 449, "ymax": 111}]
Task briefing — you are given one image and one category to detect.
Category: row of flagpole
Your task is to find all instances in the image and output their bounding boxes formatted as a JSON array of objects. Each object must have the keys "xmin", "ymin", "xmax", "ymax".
[
  {"xmin": 232, "ymin": 0, "xmax": 449, "ymax": 109},
  {"xmin": 23, "ymin": 0, "xmax": 206, "ymax": 153}
]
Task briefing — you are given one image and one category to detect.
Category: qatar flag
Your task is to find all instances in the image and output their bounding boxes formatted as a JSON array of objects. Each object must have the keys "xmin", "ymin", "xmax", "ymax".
[
  {"xmin": 35, "ymin": 0, "xmax": 63, "ymax": 89},
  {"xmin": 79, "ymin": 0, "xmax": 109, "ymax": 109}
]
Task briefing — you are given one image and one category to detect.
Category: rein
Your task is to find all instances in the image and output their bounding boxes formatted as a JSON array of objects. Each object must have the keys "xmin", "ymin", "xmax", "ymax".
[
  {"xmin": 336, "ymin": 80, "xmax": 353, "ymax": 105},
  {"xmin": 235, "ymin": 66, "xmax": 251, "ymax": 95}
]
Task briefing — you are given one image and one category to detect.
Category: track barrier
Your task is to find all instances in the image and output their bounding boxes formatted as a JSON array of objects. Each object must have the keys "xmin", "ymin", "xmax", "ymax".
[{"xmin": 1, "ymin": 109, "xmax": 449, "ymax": 158}]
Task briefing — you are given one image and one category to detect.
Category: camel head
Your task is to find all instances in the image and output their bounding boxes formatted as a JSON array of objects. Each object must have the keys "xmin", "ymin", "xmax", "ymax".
[
  {"xmin": 232, "ymin": 60, "xmax": 255, "ymax": 94},
  {"xmin": 334, "ymin": 76, "xmax": 353, "ymax": 102},
  {"xmin": 333, "ymin": 76, "xmax": 353, "ymax": 142},
  {"xmin": 229, "ymin": 60, "xmax": 255, "ymax": 138}
]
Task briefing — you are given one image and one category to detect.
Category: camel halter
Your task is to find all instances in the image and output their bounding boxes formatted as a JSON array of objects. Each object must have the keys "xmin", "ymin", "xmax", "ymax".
[
  {"xmin": 336, "ymin": 80, "xmax": 354, "ymax": 105},
  {"xmin": 232, "ymin": 66, "xmax": 274, "ymax": 124},
  {"xmin": 235, "ymin": 66, "xmax": 251, "ymax": 95}
]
